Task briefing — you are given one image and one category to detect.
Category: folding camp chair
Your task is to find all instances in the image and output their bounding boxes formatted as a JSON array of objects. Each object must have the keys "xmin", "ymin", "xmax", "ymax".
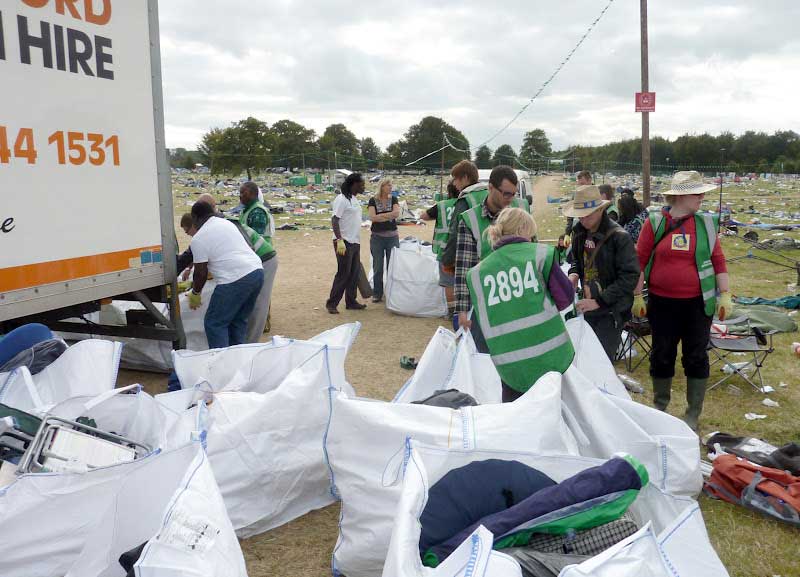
[
  {"xmin": 616, "ymin": 316, "xmax": 652, "ymax": 372},
  {"xmin": 16, "ymin": 415, "xmax": 151, "ymax": 474},
  {"xmin": 707, "ymin": 316, "xmax": 776, "ymax": 393}
]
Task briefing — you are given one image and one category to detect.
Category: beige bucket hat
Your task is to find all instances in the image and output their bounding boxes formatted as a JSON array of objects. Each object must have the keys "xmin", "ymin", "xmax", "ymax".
[
  {"xmin": 562, "ymin": 185, "xmax": 610, "ymax": 218},
  {"xmin": 663, "ymin": 171, "xmax": 717, "ymax": 196}
]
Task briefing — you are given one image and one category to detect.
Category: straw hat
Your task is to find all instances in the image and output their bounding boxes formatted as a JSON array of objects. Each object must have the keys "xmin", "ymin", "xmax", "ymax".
[
  {"xmin": 562, "ymin": 185, "xmax": 610, "ymax": 218},
  {"xmin": 663, "ymin": 171, "xmax": 717, "ymax": 196}
]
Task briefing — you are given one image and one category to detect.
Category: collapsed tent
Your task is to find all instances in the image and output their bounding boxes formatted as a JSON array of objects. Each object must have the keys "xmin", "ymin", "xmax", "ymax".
[
  {"xmin": 0, "ymin": 439, "xmax": 247, "ymax": 577},
  {"xmin": 385, "ymin": 238, "xmax": 448, "ymax": 318},
  {"xmin": 383, "ymin": 441, "xmax": 729, "ymax": 577}
]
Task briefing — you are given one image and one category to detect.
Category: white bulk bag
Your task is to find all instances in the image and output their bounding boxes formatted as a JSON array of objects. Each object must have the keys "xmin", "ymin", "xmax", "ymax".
[
  {"xmin": 47, "ymin": 385, "xmax": 194, "ymax": 452},
  {"xmin": 164, "ymin": 346, "xmax": 349, "ymax": 538},
  {"xmin": 172, "ymin": 322, "xmax": 360, "ymax": 393},
  {"xmin": 383, "ymin": 441, "xmax": 728, "ymax": 577},
  {"xmin": 562, "ymin": 366, "xmax": 702, "ymax": 497},
  {"xmin": 385, "ymin": 239, "xmax": 447, "ymax": 318},
  {"xmin": 0, "ymin": 339, "xmax": 123, "ymax": 413},
  {"xmin": 565, "ymin": 318, "xmax": 628, "ymax": 397},
  {"xmin": 131, "ymin": 448, "xmax": 247, "ymax": 577},
  {"xmin": 0, "ymin": 441, "xmax": 224, "ymax": 577},
  {"xmin": 325, "ymin": 374, "xmax": 579, "ymax": 577},
  {"xmin": 393, "ymin": 328, "xmax": 501, "ymax": 405}
]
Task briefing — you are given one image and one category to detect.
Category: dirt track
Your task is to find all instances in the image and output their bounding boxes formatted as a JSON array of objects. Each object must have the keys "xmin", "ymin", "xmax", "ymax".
[{"xmin": 120, "ymin": 176, "xmax": 565, "ymax": 577}]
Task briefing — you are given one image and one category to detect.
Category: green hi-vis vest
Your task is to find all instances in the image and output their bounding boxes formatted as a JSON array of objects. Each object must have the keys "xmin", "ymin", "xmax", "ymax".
[
  {"xmin": 240, "ymin": 201, "xmax": 275, "ymax": 260},
  {"xmin": 466, "ymin": 242, "xmax": 574, "ymax": 392},
  {"xmin": 460, "ymin": 197, "xmax": 530, "ymax": 260},
  {"xmin": 607, "ymin": 202, "xmax": 618, "ymax": 217},
  {"xmin": 463, "ymin": 185, "xmax": 489, "ymax": 209},
  {"xmin": 434, "ymin": 191, "xmax": 445, "ymax": 203},
  {"xmin": 644, "ymin": 210, "xmax": 718, "ymax": 316},
  {"xmin": 433, "ymin": 198, "xmax": 458, "ymax": 257}
]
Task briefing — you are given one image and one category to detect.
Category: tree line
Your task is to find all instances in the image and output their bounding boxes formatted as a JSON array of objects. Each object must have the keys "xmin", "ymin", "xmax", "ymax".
[{"xmin": 187, "ymin": 116, "xmax": 800, "ymax": 177}]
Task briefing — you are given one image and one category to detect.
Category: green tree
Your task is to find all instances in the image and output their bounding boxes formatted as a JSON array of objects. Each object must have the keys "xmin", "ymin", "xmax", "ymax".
[
  {"xmin": 271, "ymin": 119, "xmax": 317, "ymax": 170},
  {"xmin": 199, "ymin": 118, "xmax": 273, "ymax": 179},
  {"xmin": 392, "ymin": 116, "xmax": 470, "ymax": 171},
  {"xmin": 198, "ymin": 128, "xmax": 230, "ymax": 175},
  {"xmin": 519, "ymin": 129, "xmax": 552, "ymax": 167},
  {"xmin": 359, "ymin": 137, "xmax": 381, "ymax": 163},
  {"xmin": 474, "ymin": 145, "xmax": 492, "ymax": 169},
  {"xmin": 492, "ymin": 144, "xmax": 517, "ymax": 167},
  {"xmin": 318, "ymin": 124, "xmax": 360, "ymax": 168}
]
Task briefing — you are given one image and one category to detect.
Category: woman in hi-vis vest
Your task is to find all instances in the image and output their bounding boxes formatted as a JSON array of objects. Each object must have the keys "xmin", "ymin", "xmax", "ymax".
[
  {"xmin": 633, "ymin": 171, "xmax": 732, "ymax": 431},
  {"xmin": 466, "ymin": 208, "xmax": 575, "ymax": 402}
]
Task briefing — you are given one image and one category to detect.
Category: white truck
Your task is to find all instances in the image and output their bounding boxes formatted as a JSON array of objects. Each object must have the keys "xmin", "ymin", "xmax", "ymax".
[{"xmin": 0, "ymin": 0, "xmax": 183, "ymax": 347}]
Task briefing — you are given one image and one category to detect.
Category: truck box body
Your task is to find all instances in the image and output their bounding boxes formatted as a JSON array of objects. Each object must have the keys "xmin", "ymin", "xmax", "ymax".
[{"xmin": 0, "ymin": 0, "xmax": 176, "ymax": 323}]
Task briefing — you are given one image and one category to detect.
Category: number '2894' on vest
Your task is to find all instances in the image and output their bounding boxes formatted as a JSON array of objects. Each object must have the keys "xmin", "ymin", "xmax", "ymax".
[{"xmin": 466, "ymin": 242, "xmax": 574, "ymax": 392}]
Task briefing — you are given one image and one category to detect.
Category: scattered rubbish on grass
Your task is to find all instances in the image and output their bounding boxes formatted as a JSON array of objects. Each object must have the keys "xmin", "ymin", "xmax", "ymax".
[
  {"xmin": 744, "ymin": 413, "xmax": 767, "ymax": 420},
  {"xmin": 762, "ymin": 398, "xmax": 780, "ymax": 408}
]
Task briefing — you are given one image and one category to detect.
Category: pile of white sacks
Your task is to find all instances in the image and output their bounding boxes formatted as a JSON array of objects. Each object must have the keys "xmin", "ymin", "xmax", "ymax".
[{"xmin": 0, "ymin": 318, "xmax": 730, "ymax": 577}]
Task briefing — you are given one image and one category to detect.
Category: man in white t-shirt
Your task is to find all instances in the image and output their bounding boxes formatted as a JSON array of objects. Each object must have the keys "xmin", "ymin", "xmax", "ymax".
[
  {"xmin": 189, "ymin": 201, "xmax": 264, "ymax": 348},
  {"xmin": 326, "ymin": 173, "xmax": 366, "ymax": 314}
]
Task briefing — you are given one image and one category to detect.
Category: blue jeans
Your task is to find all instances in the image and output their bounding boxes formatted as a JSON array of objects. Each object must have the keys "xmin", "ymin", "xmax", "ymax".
[
  {"xmin": 370, "ymin": 235, "xmax": 399, "ymax": 298},
  {"xmin": 204, "ymin": 269, "xmax": 264, "ymax": 349}
]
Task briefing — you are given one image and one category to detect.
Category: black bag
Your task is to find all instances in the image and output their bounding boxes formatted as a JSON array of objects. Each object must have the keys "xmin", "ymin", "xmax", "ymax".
[{"xmin": 357, "ymin": 262, "xmax": 373, "ymax": 298}]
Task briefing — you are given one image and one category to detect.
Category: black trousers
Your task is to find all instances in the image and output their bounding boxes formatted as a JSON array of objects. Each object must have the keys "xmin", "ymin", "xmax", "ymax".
[
  {"xmin": 585, "ymin": 311, "xmax": 625, "ymax": 362},
  {"xmin": 648, "ymin": 293, "xmax": 712, "ymax": 379},
  {"xmin": 327, "ymin": 240, "xmax": 361, "ymax": 308}
]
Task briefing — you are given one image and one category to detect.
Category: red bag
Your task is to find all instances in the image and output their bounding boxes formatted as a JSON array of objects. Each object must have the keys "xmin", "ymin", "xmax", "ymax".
[{"xmin": 704, "ymin": 454, "xmax": 800, "ymax": 526}]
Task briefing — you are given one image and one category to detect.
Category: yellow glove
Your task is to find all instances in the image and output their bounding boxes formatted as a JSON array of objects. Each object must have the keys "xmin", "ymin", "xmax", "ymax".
[
  {"xmin": 716, "ymin": 291, "xmax": 733, "ymax": 321},
  {"xmin": 177, "ymin": 280, "xmax": 192, "ymax": 293},
  {"xmin": 188, "ymin": 291, "xmax": 202, "ymax": 310},
  {"xmin": 563, "ymin": 234, "xmax": 571, "ymax": 249},
  {"xmin": 631, "ymin": 294, "xmax": 647, "ymax": 318},
  {"xmin": 336, "ymin": 239, "xmax": 347, "ymax": 256}
]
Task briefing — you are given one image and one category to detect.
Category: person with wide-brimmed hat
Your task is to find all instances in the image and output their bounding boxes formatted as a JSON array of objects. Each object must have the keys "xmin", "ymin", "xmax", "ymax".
[
  {"xmin": 633, "ymin": 171, "xmax": 732, "ymax": 431},
  {"xmin": 565, "ymin": 185, "xmax": 640, "ymax": 360}
]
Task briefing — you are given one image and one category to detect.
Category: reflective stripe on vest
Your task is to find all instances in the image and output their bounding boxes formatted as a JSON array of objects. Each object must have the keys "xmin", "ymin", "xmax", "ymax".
[
  {"xmin": 466, "ymin": 242, "xmax": 574, "ymax": 391},
  {"xmin": 645, "ymin": 210, "xmax": 718, "ymax": 316}
]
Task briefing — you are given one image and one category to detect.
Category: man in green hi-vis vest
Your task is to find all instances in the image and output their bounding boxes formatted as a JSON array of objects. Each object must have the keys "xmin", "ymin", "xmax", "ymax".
[
  {"xmin": 239, "ymin": 182, "xmax": 279, "ymax": 344},
  {"xmin": 454, "ymin": 166, "xmax": 530, "ymax": 352}
]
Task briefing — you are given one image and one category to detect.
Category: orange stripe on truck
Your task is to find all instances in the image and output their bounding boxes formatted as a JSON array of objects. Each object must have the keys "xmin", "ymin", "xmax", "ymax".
[{"xmin": 0, "ymin": 247, "xmax": 163, "ymax": 292}]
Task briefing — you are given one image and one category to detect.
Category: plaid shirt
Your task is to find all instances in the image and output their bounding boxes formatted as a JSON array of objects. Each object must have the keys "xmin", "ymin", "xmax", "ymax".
[{"xmin": 455, "ymin": 200, "xmax": 499, "ymax": 313}]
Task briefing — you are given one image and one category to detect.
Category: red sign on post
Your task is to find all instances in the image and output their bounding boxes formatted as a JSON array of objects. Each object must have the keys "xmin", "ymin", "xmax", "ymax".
[{"xmin": 636, "ymin": 92, "xmax": 656, "ymax": 112}]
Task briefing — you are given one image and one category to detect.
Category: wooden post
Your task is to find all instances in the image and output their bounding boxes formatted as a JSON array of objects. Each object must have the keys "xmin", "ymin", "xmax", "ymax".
[{"xmin": 640, "ymin": 0, "xmax": 651, "ymax": 206}]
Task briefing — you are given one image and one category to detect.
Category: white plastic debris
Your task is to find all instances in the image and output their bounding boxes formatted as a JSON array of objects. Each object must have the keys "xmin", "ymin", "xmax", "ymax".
[
  {"xmin": 760, "ymin": 385, "xmax": 775, "ymax": 394},
  {"xmin": 779, "ymin": 382, "xmax": 788, "ymax": 388},
  {"xmin": 762, "ymin": 398, "xmax": 780, "ymax": 408},
  {"xmin": 744, "ymin": 413, "xmax": 767, "ymax": 420}
]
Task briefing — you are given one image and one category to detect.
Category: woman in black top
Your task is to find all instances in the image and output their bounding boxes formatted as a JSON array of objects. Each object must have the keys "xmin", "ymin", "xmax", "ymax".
[{"xmin": 367, "ymin": 179, "xmax": 400, "ymax": 302}]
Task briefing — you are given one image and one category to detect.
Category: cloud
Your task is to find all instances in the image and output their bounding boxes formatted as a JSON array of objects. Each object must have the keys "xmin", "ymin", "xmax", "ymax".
[{"xmin": 158, "ymin": 0, "xmax": 800, "ymax": 152}]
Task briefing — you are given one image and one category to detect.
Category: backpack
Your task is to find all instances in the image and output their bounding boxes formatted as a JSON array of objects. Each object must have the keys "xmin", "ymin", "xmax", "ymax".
[{"xmin": 704, "ymin": 454, "xmax": 800, "ymax": 527}]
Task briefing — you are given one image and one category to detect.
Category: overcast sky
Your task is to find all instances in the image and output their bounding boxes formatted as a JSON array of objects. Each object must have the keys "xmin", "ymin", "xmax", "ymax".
[{"xmin": 158, "ymin": 1, "xmax": 800, "ymax": 154}]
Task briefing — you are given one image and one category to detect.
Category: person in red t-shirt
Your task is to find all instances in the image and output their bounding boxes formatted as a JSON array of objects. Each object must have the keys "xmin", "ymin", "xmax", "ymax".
[{"xmin": 632, "ymin": 171, "xmax": 732, "ymax": 430}]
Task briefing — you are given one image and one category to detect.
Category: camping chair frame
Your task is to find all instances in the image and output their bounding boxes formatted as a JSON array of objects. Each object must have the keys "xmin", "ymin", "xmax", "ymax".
[
  {"xmin": 616, "ymin": 316, "xmax": 652, "ymax": 372},
  {"xmin": 17, "ymin": 415, "xmax": 151, "ymax": 475},
  {"xmin": 707, "ymin": 317, "xmax": 775, "ymax": 393}
]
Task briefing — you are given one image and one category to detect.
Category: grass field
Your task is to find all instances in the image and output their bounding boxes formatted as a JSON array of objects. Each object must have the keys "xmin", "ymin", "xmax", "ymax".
[{"xmin": 166, "ymin": 171, "xmax": 800, "ymax": 577}]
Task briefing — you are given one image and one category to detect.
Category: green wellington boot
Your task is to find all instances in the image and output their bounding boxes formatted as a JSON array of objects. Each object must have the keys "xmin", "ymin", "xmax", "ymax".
[
  {"xmin": 652, "ymin": 377, "xmax": 672, "ymax": 411},
  {"xmin": 684, "ymin": 377, "xmax": 708, "ymax": 431}
]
